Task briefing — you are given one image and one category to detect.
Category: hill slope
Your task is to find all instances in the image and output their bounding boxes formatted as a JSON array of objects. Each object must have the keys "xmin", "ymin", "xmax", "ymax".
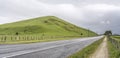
[{"xmin": 0, "ymin": 16, "xmax": 97, "ymax": 37}]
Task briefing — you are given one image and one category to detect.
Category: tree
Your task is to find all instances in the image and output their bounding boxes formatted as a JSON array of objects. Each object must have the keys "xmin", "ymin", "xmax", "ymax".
[
  {"xmin": 104, "ymin": 30, "xmax": 112, "ymax": 36},
  {"xmin": 16, "ymin": 32, "xmax": 19, "ymax": 35},
  {"xmin": 81, "ymin": 33, "xmax": 83, "ymax": 36},
  {"xmin": 44, "ymin": 21, "xmax": 48, "ymax": 23}
]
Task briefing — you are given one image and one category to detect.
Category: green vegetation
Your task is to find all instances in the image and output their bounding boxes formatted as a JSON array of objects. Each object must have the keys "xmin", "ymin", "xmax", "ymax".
[
  {"xmin": 108, "ymin": 40, "xmax": 120, "ymax": 58},
  {"xmin": 0, "ymin": 16, "xmax": 97, "ymax": 44},
  {"xmin": 0, "ymin": 16, "xmax": 97, "ymax": 36},
  {"xmin": 104, "ymin": 30, "xmax": 112, "ymax": 36},
  {"xmin": 112, "ymin": 36, "xmax": 120, "ymax": 41},
  {"xmin": 68, "ymin": 38, "xmax": 103, "ymax": 58},
  {"xmin": 108, "ymin": 35, "xmax": 120, "ymax": 58},
  {"xmin": 0, "ymin": 35, "xmax": 79, "ymax": 44}
]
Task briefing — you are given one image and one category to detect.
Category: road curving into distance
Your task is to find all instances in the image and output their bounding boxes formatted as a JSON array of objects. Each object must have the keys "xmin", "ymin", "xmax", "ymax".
[{"xmin": 0, "ymin": 36, "xmax": 103, "ymax": 58}]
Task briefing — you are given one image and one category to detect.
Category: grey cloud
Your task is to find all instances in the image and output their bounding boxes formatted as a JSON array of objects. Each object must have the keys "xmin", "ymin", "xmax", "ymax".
[
  {"xmin": 39, "ymin": 0, "xmax": 120, "ymax": 5},
  {"xmin": 0, "ymin": 0, "xmax": 120, "ymax": 34}
]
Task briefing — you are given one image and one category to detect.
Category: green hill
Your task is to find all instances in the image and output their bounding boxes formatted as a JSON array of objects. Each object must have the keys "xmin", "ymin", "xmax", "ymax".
[{"xmin": 0, "ymin": 16, "xmax": 97, "ymax": 37}]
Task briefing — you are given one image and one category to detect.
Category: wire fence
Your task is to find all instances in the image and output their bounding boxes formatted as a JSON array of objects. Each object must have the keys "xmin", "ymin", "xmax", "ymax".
[
  {"xmin": 0, "ymin": 35, "xmax": 80, "ymax": 43},
  {"xmin": 109, "ymin": 37, "xmax": 120, "ymax": 50}
]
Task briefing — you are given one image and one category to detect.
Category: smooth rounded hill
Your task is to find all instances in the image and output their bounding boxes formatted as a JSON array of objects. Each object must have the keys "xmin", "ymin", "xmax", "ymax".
[{"xmin": 0, "ymin": 16, "xmax": 97, "ymax": 37}]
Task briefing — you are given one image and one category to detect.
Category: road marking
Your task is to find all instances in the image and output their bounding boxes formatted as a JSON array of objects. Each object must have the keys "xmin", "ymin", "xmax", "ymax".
[{"xmin": 0, "ymin": 36, "xmax": 103, "ymax": 58}]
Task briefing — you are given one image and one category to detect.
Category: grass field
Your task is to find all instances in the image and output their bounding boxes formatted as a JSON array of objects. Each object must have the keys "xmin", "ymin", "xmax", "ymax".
[
  {"xmin": 0, "ymin": 35, "xmax": 81, "ymax": 44},
  {"xmin": 68, "ymin": 37, "xmax": 103, "ymax": 58},
  {"xmin": 0, "ymin": 16, "xmax": 97, "ymax": 44},
  {"xmin": 108, "ymin": 40, "xmax": 120, "ymax": 58},
  {"xmin": 112, "ymin": 36, "xmax": 120, "ymax": 41},
  {"xmin": 108, "ymin": 35, "xmax": 120, "ymax": 58}
]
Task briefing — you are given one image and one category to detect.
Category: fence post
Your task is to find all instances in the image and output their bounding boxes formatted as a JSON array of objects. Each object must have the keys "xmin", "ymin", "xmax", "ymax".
[
  {"xmin": 4, "ymin": 36, "xmax": 6, "ymax": 42},
  {"xmin": 118, "ymin": 41, "xmax": 120, "ymax": 49}
]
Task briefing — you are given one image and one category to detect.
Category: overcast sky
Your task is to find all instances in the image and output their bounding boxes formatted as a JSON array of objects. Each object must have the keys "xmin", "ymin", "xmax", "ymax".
[{"xmin": 0, "ymin": 0, "xmax": 120, "ymax": 34}]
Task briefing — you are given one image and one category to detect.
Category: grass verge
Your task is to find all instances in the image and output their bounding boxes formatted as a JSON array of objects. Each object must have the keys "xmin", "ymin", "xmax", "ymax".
[
  {"xmin": 108, "ymin": 40, "xmax": 120, "ymax": 58},
  {"xmin": 112, "ymin": 36, "xmax": 120, "ymax": 41},
  {"xmin": 68, "ymin": 37, "xmax": 103, "ymax": 58},
  {"xmin": 0, "ymin": 37, "xmax": 82, "ymax": 44}
]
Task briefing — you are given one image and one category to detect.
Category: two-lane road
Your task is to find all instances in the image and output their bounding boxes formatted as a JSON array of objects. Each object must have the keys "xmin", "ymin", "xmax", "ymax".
[{"xmin": 0, "ymin": 36, "xmax": 103, "ymax": 58}]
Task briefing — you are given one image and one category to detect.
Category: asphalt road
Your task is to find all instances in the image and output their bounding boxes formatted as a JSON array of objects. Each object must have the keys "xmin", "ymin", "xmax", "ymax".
[{"xmin": 0, "ymin": 36, "xmax": 103, "ymax": 58}]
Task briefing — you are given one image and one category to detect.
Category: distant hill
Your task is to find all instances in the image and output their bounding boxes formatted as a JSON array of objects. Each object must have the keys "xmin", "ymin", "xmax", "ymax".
[{"xmin": 0, "ymin": 16, "xmax": 97, "ymax": 37}]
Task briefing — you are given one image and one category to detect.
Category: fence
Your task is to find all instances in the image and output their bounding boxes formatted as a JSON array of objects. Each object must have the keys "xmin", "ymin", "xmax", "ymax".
[
  {"xmin": 109, "ymin": 37, "xmax": 120, "ymax": 50},
  {"xmin": 0, "ymin": 35, "xmax": 80, "ymax": 43}
]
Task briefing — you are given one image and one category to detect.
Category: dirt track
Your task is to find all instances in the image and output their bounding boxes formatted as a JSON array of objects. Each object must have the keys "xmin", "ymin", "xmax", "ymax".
[{"xmin": 90, "ymin": 37, "xmax": 108, "ymax": 58}]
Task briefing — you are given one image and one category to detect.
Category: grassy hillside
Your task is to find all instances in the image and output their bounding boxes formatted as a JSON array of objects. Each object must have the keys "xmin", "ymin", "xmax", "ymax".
[{"xmin": 0, "ymin": 16, "xmax": 97, "ymax": 37}]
